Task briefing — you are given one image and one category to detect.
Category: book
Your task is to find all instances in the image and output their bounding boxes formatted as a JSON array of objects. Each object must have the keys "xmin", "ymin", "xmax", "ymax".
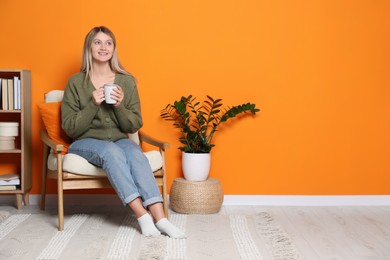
[
  {"xmin": 17, "ymin": 78, "xmax": 21, "ymax": 109},
  {"xmin": 13, "ymin": 76, "xmax": 19, "ymax": 110},
  {"xmin": 0, "ymin": 173, "xmax": 19, "ymax": 180},
  {"xmin": 0, "ymin": 78, "xmax": 2, "ymax": 109},
  {"xmin": 0, "ymin": 179, "xmax": 20, "ymax": 185},
  {"xmin": 0, "ymin": 173, "xmax": 20, "ymax": 185},
  {"xmin": 1, "ymin": 78, "xmax": 7, "ymax": 110},
  {"xmin": 0, "ymin": 185, "xmax": 17, "ymax": 191},
  {"xmin": 7, "ymin": 78, "xmax": 14, "ymax": 110}
]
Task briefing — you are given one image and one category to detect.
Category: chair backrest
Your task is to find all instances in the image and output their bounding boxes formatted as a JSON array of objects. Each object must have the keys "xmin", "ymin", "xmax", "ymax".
[
  {"xmin": 45, "ymin": 90, "xmax": 140, "ymax": 145},
  {"xmin": 45, "ymin": 90, "xmax": 64, "ymax": 103}
]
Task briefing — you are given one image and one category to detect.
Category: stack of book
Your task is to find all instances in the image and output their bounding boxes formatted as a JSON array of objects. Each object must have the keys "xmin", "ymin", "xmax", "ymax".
[
  {"xmin": 0, "ymin": 76, "xmax": 21, "ymax": 110},
  {"xmin": 0, "ymin": 173, "xmax": 20, "ymax": 190}
]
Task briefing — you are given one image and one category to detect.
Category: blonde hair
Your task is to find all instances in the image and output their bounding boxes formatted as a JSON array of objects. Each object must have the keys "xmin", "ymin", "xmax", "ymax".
[{"xmin": 81, "ymin": 26, "xmax": 130, "ymax": 78}]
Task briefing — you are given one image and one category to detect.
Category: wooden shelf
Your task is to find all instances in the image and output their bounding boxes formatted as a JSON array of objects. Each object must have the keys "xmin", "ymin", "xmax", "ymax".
[
  {"xmin": 0, "ymin": 110, "xmax": 21, "ymax": 113},
  {"xmin": 0, "ymin": 149, "xmax": 22, "ymax": 153},
  {"xmin": 0, "ymin": 69, "xmax": 31, "ymax": 209}
]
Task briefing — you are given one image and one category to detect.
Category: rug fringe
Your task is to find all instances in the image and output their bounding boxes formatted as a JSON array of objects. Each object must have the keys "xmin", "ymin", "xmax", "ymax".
[
  {"xmin": 0, "ymin": 210, "xmax": 10, "ymax": 223},
  {"xmin": 255, "ymin": 212, "xmax": 303, "ymax": 260},
  {"xmin": 137, "ymin": 235, "xmax": 166, "ymax": 260}
]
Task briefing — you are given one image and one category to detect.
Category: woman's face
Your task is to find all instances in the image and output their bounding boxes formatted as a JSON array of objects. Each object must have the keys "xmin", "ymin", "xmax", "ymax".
[{"xmin": 91, "ymin": 31, "xmax": 114, "ymax": 63}]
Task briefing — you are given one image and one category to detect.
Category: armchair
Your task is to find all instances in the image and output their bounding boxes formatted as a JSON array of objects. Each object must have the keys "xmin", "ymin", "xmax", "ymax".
[{"xmin": 39, "ymin": 90, "xmax": 169, "ymax": 231}]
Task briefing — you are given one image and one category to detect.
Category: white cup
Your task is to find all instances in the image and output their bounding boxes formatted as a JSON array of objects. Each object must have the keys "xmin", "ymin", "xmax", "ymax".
[{"xmin": 104, "ymin": 84, "xmax": 117, "ymax": 104}]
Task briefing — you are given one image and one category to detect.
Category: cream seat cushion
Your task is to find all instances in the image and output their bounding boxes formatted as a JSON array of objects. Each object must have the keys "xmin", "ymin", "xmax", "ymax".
[{"xmin": 47, "ymin": 150, "xmax": 163, "ymax": 176}]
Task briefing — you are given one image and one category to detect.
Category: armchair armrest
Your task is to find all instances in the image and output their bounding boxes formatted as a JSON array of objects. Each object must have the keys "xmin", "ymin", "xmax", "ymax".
[
  {"xmin": 40, "ymin": 129, "xmax": 65, "ymax": 154},
  {"xmin": 138, "ymin": 130, "xmax": 170, "ymax": 150}
]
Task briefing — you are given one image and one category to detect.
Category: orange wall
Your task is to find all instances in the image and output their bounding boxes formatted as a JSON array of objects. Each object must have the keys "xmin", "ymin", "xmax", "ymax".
[{"xmin": 1, "ymin": 0, "xmax": 389, "ymax": 195}]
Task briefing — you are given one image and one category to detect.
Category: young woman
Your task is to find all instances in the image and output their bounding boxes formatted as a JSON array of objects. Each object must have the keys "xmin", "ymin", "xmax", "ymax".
[{"xmin": 61, "ymin": 26, "xmax": 185, "ymax": 239}]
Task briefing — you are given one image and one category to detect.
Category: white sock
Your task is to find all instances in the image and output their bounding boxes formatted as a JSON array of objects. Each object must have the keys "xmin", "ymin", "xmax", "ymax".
[
  {"xmin": 137, "ymin": 213, "xmax": 161, "ymax": 237},
  {"xmin": 156, "ymin": 218, "xmax": 186, "ymax": 239}
]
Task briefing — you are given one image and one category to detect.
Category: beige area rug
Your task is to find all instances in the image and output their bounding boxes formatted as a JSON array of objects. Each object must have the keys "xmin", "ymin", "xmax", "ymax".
[{"xmin": 0, "ymin": 206, "xmax": 302, "ymax": 260}]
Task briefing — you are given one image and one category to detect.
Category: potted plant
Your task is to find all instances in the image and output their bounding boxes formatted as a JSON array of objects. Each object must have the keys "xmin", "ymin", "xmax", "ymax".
[{"xmin": 160, "ymin": 95, "xmax": 260, "ymax": 181}]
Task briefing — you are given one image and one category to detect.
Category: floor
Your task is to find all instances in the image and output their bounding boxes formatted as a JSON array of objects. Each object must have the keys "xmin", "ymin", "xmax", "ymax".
[
  {"xmin": 226, "ymin": 205, "xmax": 390, "ymax": 259},
  {"xmin": 1, "ymin": 204, "xmax": 390, "ymax": 259}
]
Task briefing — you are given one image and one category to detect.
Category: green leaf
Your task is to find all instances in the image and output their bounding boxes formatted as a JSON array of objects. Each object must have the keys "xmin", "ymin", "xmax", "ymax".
[{"xmin": 160, "ymin": 95, "xmax": 260, "ymax": 153}]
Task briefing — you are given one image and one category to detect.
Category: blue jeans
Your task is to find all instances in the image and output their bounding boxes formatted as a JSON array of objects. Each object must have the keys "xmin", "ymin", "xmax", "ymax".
[{"xmin": 68, "ymin": 138, "xmax": 163, "ymax": 208}]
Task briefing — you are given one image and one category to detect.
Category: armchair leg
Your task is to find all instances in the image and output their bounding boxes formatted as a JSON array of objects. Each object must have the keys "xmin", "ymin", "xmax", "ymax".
[
  {"xmin": 40, "ymin": 174, "xmax": 47, "ymax": 210},
  {"xmin": 56, "ymin": 153, "xmax": 64, "ymax": 231},
  {"xmin": 58, "ymin": 182, "xmax": 64, "ymax": 231},
  {"xmin": 41, "ymin": 145, "xmax": 49, "ymax": 211},
  {"xmin": 164, "ymin": 200, "xmax": 169, "ymax": 219},
  {"xmin": 163, "ymin": 184, "xmax": 168, "ymax": 218}
]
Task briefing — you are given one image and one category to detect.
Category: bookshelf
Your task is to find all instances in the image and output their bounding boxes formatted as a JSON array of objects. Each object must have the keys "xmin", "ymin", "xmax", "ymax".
[{"xmin": 0, "ymin": 69, "xmax": 31, "ymax": 208}]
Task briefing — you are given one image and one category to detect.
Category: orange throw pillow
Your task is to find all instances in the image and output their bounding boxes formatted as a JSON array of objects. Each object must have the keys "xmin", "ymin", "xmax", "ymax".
[{"xmin": 37, "ymin": 102, "xmax": 71, "ymax": 154}]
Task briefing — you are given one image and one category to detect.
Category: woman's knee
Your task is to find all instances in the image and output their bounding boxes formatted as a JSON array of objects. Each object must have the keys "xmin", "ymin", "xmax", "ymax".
[{"xmin": 101, "ymin": 143, "xmax": 127, "ymax": 163}]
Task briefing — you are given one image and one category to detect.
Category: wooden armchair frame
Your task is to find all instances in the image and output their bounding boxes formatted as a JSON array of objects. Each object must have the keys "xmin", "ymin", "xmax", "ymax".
[{"xmin": 40, "ymin": 128, "xmax": 169, "ymax": 231}]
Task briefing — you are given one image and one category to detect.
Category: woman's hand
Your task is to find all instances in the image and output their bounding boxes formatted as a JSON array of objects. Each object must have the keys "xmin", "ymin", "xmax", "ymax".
[
  {"xmin": 112, "ymin": 85, "xmax": 124, "ymax": 107},
  {"xmin": 92, "ymin": 87, "xmax": 105, "ymax": 105}
]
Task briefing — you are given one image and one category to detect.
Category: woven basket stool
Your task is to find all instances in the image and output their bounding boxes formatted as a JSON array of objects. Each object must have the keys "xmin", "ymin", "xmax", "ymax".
[{"xmin": 170, "ymin": 178, "xmax": 223, "ymax": 214}]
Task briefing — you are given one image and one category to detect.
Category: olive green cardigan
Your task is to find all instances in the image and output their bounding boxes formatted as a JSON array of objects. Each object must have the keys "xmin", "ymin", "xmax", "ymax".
[{"xmin": 61, "ymin": 72, "xmax": 143, "ymax": 142}]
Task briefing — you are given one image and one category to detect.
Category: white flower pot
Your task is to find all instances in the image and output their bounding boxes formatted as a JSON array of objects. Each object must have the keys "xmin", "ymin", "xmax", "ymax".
[{"xmin": 182, "ymin": 152, "xmax": 211, "ymax": 181}]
